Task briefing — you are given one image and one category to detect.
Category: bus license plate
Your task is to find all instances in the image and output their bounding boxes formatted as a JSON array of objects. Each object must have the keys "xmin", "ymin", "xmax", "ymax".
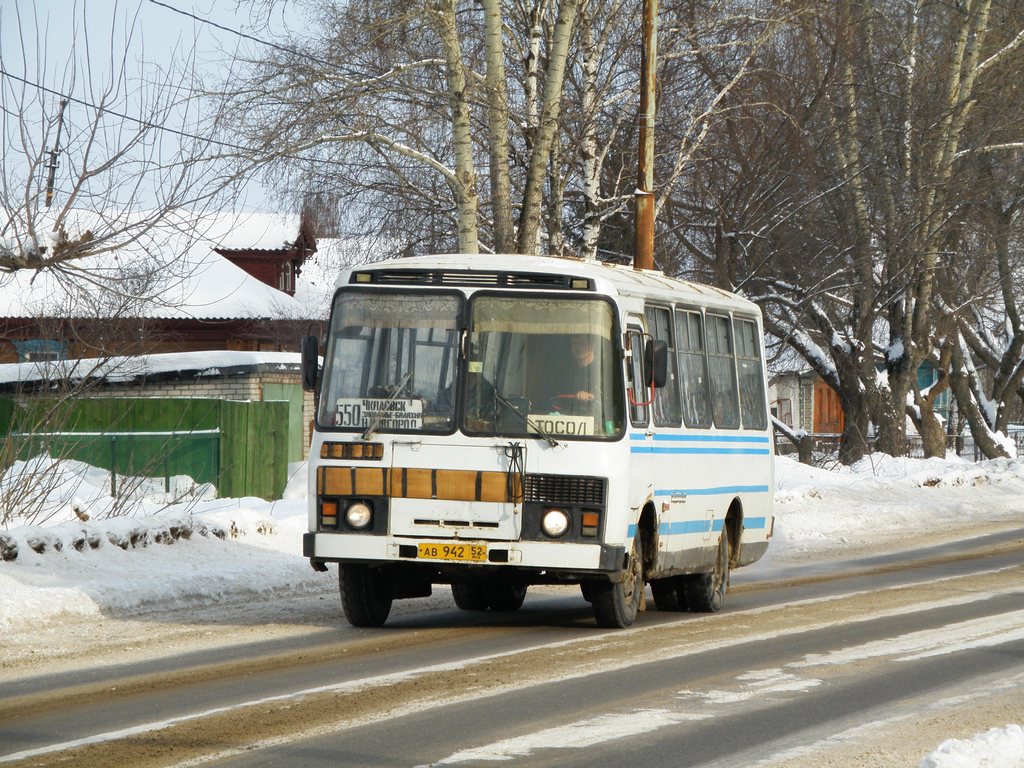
[{"xmin": 417, "ymin": 542, "xmax": 488, "ymax": 562}]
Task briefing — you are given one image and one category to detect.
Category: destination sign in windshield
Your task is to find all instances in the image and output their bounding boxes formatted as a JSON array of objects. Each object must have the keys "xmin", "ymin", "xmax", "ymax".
[{"xmin": 335, "ymin": 398, "xmax": 424, "ymax": 430}]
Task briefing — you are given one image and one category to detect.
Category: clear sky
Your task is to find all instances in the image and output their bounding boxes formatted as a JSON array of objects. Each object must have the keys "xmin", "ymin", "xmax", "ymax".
[{"xmin": 1, "ymin": 0, "xmax": 300, "ymax": 212}]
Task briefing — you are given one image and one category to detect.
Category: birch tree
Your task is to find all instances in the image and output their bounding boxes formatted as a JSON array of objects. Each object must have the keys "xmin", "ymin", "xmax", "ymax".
[{"xmin": 223, "ymin": 0, "xmax": 589, "ymax": 256}]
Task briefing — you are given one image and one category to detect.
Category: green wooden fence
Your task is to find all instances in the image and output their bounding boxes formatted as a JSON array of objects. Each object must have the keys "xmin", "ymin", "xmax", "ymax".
[{"xmin": 1, "ymin": 397, "xmax": 289, "ymax": 500}]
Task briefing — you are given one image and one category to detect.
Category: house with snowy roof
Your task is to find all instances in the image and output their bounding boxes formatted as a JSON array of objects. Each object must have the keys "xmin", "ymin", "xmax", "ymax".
[
  {"xmin": 0, "ymin": 209, "xmax": 336, "ymax": 364},
  {"xmin": 0, "ymin": 208, "xmax": 367, "ymax": 473}
]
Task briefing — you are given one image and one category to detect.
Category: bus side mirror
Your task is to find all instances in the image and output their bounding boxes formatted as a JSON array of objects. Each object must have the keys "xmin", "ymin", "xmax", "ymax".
[
  {"xmin": 645, "ymin": 338, "xmax": 668, "ymax": 388},
  {"xmin": 301, "ymin": 335, "xmax": 320, "ymax": 392}
]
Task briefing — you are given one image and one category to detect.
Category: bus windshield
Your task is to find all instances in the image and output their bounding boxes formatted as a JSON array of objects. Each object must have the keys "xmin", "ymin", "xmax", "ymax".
[
  {"xmin": 318, "ymin": 291, "xmax": 462, "ymax": 433},
  {"xmin": 464, "ymin": 295, "xmax": 624, "ymax": 439}
]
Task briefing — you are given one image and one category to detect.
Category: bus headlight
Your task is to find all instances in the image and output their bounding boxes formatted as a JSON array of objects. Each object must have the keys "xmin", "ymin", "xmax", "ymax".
[
  {"xmin": 541, "ymin": 508, "xmax": 570, "ymax": 538},
  {"xmin": 345, "ymin": 501, "xmax": 373, "ymax": 530}
]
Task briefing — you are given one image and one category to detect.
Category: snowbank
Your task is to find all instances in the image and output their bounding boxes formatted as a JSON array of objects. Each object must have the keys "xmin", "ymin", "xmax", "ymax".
[
  {"xmin": 773, "ymin": 453, "xmax": 1024, "ymax": 554},
  {"xmin": 0, "ymin": 458, "xmax": 316, "ymax": 629},
  {"xmin": 920, "ymin": 724, "xmax": 1024, "ymax": 767}
]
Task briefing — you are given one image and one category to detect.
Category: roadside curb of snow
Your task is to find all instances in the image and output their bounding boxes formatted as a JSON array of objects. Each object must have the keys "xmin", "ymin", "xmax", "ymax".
[{"xmin": 0, "ymin": 516, "xmax": 277, "ymax": 562}]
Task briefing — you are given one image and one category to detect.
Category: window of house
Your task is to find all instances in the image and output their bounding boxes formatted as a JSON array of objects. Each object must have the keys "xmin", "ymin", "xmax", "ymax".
[
  {"xmin": 14, "ymin": 339, "xmax": 66, "ymax": 362},
  {"xmin": 278, "ymin": 261, "xmax": 295, "ymax": 293}
]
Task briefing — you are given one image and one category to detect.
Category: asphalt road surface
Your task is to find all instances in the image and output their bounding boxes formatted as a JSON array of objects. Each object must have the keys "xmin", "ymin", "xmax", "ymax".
[{"xmin": 1, "ymin": 528, "xmax": 1022, "ymax": 767}]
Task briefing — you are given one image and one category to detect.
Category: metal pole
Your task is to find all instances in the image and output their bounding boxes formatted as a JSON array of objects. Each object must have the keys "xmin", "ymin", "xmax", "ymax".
[
  {"xmin": 45, "ymin": 99, "xmax": 69, "ymax": 208},
  {"xmin": 634, "ymin": 0, "xmax": 657, "ymax": 271}
]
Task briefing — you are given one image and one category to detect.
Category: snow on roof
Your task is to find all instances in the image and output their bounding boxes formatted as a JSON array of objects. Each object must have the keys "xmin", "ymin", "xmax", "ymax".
[
  {"xmin": 0, "ymin": 350, "xmax": 301, "ymax": 386},
  {"xmin": 197, "ymin": 210, "xmax": 301, "ymax": 252},
  {"xmin": 0, "ymin": 209, "xmax": 339, "ymax": 322}
]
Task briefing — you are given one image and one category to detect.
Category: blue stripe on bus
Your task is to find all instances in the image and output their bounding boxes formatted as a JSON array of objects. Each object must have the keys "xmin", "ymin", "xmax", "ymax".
[
  {"xmin": 629, "ymin": 433, "xmax": 770, "ymax": 443},
  {"xmin": 627, "ymin": 516, "xmax": 767, "ymax": 538},
  {"xmin": 631, "ymin": 446, "xmax": 771, "ymax": 455},
  {"xmin": 654, "ymin": 485, "xmax": 770, "ymax": 496}
]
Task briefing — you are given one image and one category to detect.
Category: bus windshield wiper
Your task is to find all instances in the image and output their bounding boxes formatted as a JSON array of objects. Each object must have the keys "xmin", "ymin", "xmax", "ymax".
[
  {"xmin": 493, "ymin": 390, "xmax": 561, "ymax": 448},
  {"xmin": 362, "ymin": 371, "xmax": 413, "ymax": 440}
]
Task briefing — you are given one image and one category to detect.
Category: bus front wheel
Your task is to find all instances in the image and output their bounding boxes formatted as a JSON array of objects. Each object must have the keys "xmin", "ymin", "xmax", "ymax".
[
  {"xmin": 339, "ymin": 564, "xmax": 393, "ymax": 627},
  {"xmin": 682, "ymin": 527, "xmax": 730, "ymax": 612},
  {"xmin": 485, "ymin": 583, "xmax": 528, "ymax": 611},
  {"xmin": 452, "ymin": 581, "xmax": 488, "ymax": 610},
  {"xmin": 591, "ymin": 535, "xmax": 644, "ymax": 628},
  {"xmin": 453, "ymin": 581, "xmax": 527, "ymax": 611}
]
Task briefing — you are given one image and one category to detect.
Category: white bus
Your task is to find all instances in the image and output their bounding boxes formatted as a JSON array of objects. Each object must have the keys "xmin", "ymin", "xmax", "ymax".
[{"xmin": 301, "ymin": 254, "xmax": 774, "ymax": 628}]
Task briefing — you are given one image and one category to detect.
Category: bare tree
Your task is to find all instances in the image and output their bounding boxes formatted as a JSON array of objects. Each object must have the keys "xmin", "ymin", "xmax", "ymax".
[
  {"xmin": 662, "ymin": 0, "xmax": 1024, "ymax": 462},
  {"xmin": 938, "ymin": 153, "xmax": 1024, "ymax": 458},
  {"xmin": 0, "ymin": 2, "xmax": 233, "ymax": 277},
  {"xmin": 220, "ymin": 1, "xmax": 645, "ymax": 256}
]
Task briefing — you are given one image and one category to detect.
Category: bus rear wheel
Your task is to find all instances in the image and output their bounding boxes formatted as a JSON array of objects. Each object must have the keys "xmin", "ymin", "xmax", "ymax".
[
  {"xmin": 592, "ymin": 535, "xmax": 644, "ymax": 628},
  {"xmin": 339, "ymin": 564, "xmax": 393, "ymax": 627},
  {"xmin": 681, "ymin": 527, "xmax": 730, "ymax": 613},
  {"xmin": 651, "ymin": 576, "xmax": 687, "ymax": 611}
]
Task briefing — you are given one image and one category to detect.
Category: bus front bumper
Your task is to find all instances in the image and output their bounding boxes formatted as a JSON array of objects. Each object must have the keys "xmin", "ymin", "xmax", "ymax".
[{"xmin": 304, "ymin": 532, "xmax": 625, "ymax": 577}]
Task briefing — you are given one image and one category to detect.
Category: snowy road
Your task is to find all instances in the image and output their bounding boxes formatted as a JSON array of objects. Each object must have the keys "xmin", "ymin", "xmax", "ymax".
[{"xmin": 1, "ymin": 529, "xmax": 1021, "ymax": 767}]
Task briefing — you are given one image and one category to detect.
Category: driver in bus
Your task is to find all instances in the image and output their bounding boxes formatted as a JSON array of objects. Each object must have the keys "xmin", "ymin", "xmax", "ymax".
[{"xmin": 550, "ymin": 334, "xmax": 599, "ymax": 415}]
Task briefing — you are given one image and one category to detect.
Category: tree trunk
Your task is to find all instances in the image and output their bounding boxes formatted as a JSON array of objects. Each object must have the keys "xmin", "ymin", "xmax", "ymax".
[
  {"xmin": 798, "ymin": 435, "xmax": 814, "ymax": 465},
  {"xmin": 579, "ymin": 3, "xmax": 601, "ymax": 261},
  {"xmin": 837, "ymin": 389, "xmax": 870, "ymax": 464},
  {"xmin": 916, "ymin": 403, "xmax": 947, "ymax": 458},
  {"xmin": 949, "ymin": 335, "xmax": 1011, "ymax": 460},
  {"xmin": 911, "ymin": 336, "xmax": 952, "ymax": 459},
  {"xmin": 480, "ymin": 0, "xmax": 515, "ymax": 253},
  {"xmin": 546, "ymin": 136, "xmax": 566, "ymax": 255},
  {"xmin": 434, "ymin": 0, "xmax": 479, "ymax": 253},
  {"xmin": 872, "ymin": 373, "xmax": 908, "ymax": 458},
  {"xmin": 516, "ymin": 0, "xmax": 579, "ymax": 254}
]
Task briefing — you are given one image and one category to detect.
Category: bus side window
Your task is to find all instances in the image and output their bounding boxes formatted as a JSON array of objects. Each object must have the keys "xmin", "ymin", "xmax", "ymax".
[
  {"xmin": 626, "ymin": 327, "xmax": 649, "ymax": 427},
  {"xmin": 644, "ymin": 305, "xmax": 681, "ymax": 427},
  {"xmin": 675, "ymin": 309, "xmax": 712, "ymax": 428},
  {"xmin": 706, "ymin": 313, "xmax": 740, "ymax": 429},
  {"xmin": 734, "ymin": 317, "xmax": 768, "ymax": 430}
]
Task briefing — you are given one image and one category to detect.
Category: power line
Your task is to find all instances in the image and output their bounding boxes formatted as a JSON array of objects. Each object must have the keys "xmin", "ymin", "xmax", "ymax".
[
  {"xmin": 1, "ymin": 67, "xmax": 371, "ymax": 174},
  {"xmin": 3, "ymin": 1, "xmax": 392, "ymax": 162},
  {"xmin": 146, "ymin": 0, "xmax": 360, "ymax": 77},
  {"xmin": 146, "ymin": 0, "xmax": 310, "ymax": 62},
  {"xmin": 0, "ymin": 67, "xmax": 253, "ymax": 154}
]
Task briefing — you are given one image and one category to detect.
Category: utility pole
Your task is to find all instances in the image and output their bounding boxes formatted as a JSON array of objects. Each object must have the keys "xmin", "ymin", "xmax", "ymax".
[
  {"xmin": 633, "ymin": 0, "xmax": 656, "ymax": 271},
  {"xmin": 44, "ymin": 98, "xmax": 69, "ymax": 209}
]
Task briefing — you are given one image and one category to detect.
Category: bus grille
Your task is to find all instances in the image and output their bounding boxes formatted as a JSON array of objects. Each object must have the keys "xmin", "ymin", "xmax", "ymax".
[{"xmin": 523, "ymin": 474, "xmax": 606, "ymax": 506}]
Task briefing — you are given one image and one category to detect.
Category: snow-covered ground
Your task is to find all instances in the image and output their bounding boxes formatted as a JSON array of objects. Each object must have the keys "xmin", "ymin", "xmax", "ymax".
[{"xmin": 1, "ymin": 452, "xmax": 1022, "ymax": 766}]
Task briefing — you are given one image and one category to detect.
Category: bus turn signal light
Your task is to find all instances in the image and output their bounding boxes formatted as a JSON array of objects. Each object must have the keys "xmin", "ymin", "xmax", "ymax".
[{"xmin": 320, "ymin": 500, "xmax": 338, "ymax": 528}]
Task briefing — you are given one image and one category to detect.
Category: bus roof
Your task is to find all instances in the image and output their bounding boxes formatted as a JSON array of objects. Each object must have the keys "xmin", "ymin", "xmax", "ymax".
[{"xmin": 338, "ymin": 253, "xmax": 759, "ymax": 315}]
